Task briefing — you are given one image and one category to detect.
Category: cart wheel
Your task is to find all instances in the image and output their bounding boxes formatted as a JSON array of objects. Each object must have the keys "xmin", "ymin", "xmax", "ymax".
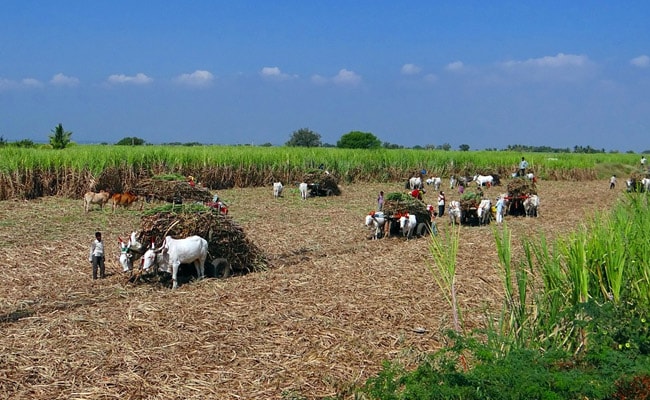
[{"xmin": 326, "ymin": 189, "xmax": 333, "ymax": 196}]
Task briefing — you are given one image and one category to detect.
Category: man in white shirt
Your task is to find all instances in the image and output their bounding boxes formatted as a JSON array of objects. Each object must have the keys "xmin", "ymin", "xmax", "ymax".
[{"xmin": 89, "ymin": 231, "xmax": 105, "ymax": 279}]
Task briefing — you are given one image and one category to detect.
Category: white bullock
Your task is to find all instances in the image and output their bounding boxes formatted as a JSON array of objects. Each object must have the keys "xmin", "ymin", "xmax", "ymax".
[
  {"xmin": 473, "ymin": 174, "xmax": 494, "ymax": 187},
  {"xmin": 409, "ymin": 176, "xmax": 423, "ymax": 190},
  {"xmin": 448, "ymin": 200, "xmax": 461, "ymax": 225},
  {"xmin": 426, "ymin": 177, "xmax": 442, "ymax": 190},
  {"xmin": 512, "ymin": 172, "xmax": 535, "ymax": 180},
  {"xmin": 118, "ymin": 231, "xmax": 144, "ymax": 272},
  {"xmin": 273, "ymin": 182, "xmax": 283, "ymax": 198},
  {"xmin": 399, "ymin": 213, "xmax": 417, "ymax": 239},
  {"xmin": 141, "ymin": 235, "xmax": 208, "ymax": 289},
  {"xmin": 523, "ymin": 194, "xmax": 540, "ymax": 217},
  {"xmin": 299, "ymin": 182, "xmax": 309, "ymax": 200},
  {"xmin": 364, "ymin": 211, "xmax": 386, "ymax": 240}
]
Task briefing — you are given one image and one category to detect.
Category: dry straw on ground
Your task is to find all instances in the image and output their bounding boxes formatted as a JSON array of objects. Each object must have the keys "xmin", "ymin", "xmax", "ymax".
[{"xmin": 0, "ymin": 179, "xmax": 621, "ymax": 399}]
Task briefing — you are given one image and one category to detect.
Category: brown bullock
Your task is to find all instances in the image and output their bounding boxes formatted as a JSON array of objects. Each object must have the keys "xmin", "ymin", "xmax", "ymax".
[
  {"xmin": 109, "ymin": 192, "xmax": 142, "ymax": 213},
  {"xmin": 83, "ymin": 190, "xmax": 110, "ymax": 213}
]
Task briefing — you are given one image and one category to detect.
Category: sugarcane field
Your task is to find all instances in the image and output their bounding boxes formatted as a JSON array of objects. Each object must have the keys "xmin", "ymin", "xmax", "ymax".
[{"xmin": 0, "ymin": 173, "xmax": 625, "ymax": 399}]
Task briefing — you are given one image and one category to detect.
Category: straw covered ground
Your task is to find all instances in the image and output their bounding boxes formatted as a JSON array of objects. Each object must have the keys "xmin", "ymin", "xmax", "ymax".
[{"xmin": 0, "ymin": 179, "xmax": 622, "ymax": 399}]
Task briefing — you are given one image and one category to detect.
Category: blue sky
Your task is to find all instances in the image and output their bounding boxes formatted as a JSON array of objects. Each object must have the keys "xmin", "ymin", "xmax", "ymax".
[{"xmin": 1, "ymin": 1, "xmax": 650, "ymax": 151}]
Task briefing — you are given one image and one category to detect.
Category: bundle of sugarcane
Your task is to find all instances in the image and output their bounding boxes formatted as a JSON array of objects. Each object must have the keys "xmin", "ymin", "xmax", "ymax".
[
  {"xmin": 382, "ymin": 192, "xmax": 429, "ymax": 223},
  {"xmin": 506, "ymin": 178, "xmax": 537, "ymax": 197},
  {"xmin": 302, "ymin": 169, "xmax": 342, "ymax": 195},
  {"xmin": 134, "ymin": 177, "xmax": 213, "ymax": 203},
  {"xmin": 136, "ymin": 205, "xmax": 267, "ymax": 276}
]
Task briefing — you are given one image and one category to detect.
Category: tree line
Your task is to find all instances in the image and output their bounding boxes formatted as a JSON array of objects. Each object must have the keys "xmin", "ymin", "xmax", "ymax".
[{"xmin": 0, "ymin": 125, "xmax": 647, "ymax": 154}]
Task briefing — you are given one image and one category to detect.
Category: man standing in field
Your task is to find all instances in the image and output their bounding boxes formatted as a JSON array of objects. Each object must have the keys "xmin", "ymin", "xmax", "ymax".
[
  {"xmin": 519, "ymin": 157, "xmax": 529, "ymax": 177},
  {"xmin": 88, "ymin": 231, "xmax": 105, "ymax": 279},
  {"xmin": 610, "ymin": 175, "xmax": 617, "ymax": 190}
]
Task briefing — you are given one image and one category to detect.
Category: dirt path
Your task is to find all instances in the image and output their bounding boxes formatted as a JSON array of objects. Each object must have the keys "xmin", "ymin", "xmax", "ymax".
[{"xmin": 0, "ymin": 179, "xmax": 621, "ymax": 399}]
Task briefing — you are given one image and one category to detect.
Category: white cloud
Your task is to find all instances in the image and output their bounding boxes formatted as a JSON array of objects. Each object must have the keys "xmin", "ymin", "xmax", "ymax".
[
  {"xmin": 498, "ymin": 53, "xmax": 595, "ymax": 82},
  {"xmin": 260, "ymin": 66, "xmax": 296, "ymax": 80},
  {"xmin": 332, "ymin": 69, "xmax": 361, "ymax": 86},
  {"xmin": 0, "ymin": 78, "xmax": 15, "ymax": 90},
  {"xmin": 22, "ymin": 78, "xmax": 43, "ymax": 87},
  {"xmin": 310, "ymin": 74, "xmax": 328, "ymax": 85},
  {"xmin": 445, "ymin": 61, "xmax": 465, "ymax": 72},
  {"xmin": 630, "ymin": 55, "xmax": 650, "ymax": 68},
  {"xmin": 310, "ymin": 69, "xmax": 361, "ymax": 86},
  {"xmin": 107, "ymin": 73, "xmax": 153, "ymax": 85},
  {"xmin": 502, "ymin": 53, "xmax": 589, "ymax": 68},
  {"xmin": 401, "ymin": 63, "xmax": 421, "ymax": 75},
  {"xmin": 173, "ymin": 70, "xmax": 214, "ymax": 87},
  {"xmin": 50, "ymin": 73, "xmax": 80, "ymax": 87},
  {"xmin": 0, "ymin": 77, "xmax": 45, "ymax": 90}
]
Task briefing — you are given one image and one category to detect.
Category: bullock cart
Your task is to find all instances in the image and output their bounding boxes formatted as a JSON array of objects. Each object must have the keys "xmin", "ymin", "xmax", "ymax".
[
  {"xmin": 381, "ymin": 192, "xmax": 432, "ymax": 238},
  {"xmin": 126, "ymin": 205, "xmax": 267, "ymax": 288},
  {"xmin": 459, "ymin": 190, "xmax": 491, "ymax": 226},
  {"xmin": 302, "ymin": 170, "xmax": 341, "ymax": 197},
  {"xmin": 505, "ymin": 178, "xmax": 537, "ymax": 216}
]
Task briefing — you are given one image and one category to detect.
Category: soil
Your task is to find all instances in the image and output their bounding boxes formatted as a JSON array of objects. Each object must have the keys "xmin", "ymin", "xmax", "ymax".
[{"xmin": 0, "ymin": 179, "xmax": 621, "ymax": 399}]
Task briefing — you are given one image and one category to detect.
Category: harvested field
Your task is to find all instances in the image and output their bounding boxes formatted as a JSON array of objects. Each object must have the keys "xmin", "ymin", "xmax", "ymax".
[{"xmin": 0, "ymin": 180, "xmax": 622, "ymax": 399}]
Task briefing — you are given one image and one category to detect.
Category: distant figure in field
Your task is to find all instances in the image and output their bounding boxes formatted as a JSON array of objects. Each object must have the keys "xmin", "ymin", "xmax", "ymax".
[
  {"xmin": 518, "ymin": 157, "xmax": 529, "ymax": 177},
  {"xmin": 610, "ymin": 175, "xmax": 617, "ymax": 190}
]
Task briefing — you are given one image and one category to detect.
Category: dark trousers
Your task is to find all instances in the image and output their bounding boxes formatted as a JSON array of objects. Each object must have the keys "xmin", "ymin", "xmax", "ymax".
[
  {"xmin": 438, "ymin": 204, "xmax": 445, "ymax": 217},
  {"xmin": 92, "ymin": 256, "xmax": 105, "ymax": 279}
]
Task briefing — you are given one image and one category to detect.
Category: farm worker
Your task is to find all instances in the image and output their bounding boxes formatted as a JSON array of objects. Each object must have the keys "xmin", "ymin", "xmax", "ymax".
[
  {"xmin": 495, "ymin": 196, "xmax": 506, "ymax": 224},
  {"xmin": 642, "ymin": 156, "xmax": 647, "ymax": 168},
  {"xmin": 610, "ymin": 175, "xmax": 617, "ymax": 190},
  {"xmin": 458, "ymin": 183, "xmax": 465, "ymax": 195},
  {"xmin": 377, "ymin": 191, "xmax": 384, "ymax": 211},
  {"xmin": 519, "ymin": 157, "xmax": 529, "ymax": 177},
  {"xmin": 437, "ymin": 191, "xmax": 446, "ymax": 217},
  {"xmin": 88, "ymin": 231, "xmax": 105, "ymax": 280},
  {"xmin": 187, "ymin": 175, "xmax": 195, "ymax": 187}
]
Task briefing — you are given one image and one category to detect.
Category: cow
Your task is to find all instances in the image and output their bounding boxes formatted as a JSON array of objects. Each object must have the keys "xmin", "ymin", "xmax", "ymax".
[
  {"xmin": 399, "ymin": 213, "xmax": 417, "ymax": 239},
  {"xmin": 364, "ymin": 211, "xmax": 386, "ymax": 240},
  {"xmin": 523, "ymin": 194, "xmax": 540, "ymax": 217},
  {"xmin": 473, "ymin": 174, "xmax": 494, "ymax": 187},
  {"xmin": 83, "ymin": 190, "xmax": 110, "ymax": 213},
  {"xmin": 299, "ymin": 182, "xmax": 309, "ymax": 200},
  {"xmin": 109, "ymin": 192, "xmax": 142, "ymax": 213},
  {"xmin": 426, "ymin": 177, "xmax": 442, "ymax": 190},
  {"xmin": 273, "ymin": 182, "xmax": 283, "ymax": 198},
  {"xmin": 141, "ymin": 235, "xmax": 208, "ymax": 289},
  {"xmin": 409, "ymin": 176, "xmax": 423, "ymax": 190},
  {"xmin": 448, "ymin": 200, "xmax": 461, "ymax": 225},
  {"xmin": 118, "ymin": 231, "xmax": 144, "ymax": 273}
]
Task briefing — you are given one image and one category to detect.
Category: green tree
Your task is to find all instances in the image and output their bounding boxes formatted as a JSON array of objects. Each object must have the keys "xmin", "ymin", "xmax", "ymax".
[
  {"xmin": 459, "ymin": 143, "xmax": 470, "ymax": 151},
  {"xmin": 285, "ymin": 128, "xmax": 322, "ymax": 147},
  {"xmin": 115, "ymin": 136, "xmax": 146, "ymax": 146},
  {"xmin": 48, "ymin": 123, "xmax": 72, "ymax": 149},
  {"xmin": 337, "ymin": 131, "xmax": 381, "ymax": 149}
]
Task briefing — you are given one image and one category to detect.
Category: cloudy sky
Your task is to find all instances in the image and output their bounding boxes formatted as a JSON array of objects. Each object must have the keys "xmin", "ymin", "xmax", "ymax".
[{"xmin": 1, "ymin": 1, "xmax": 650, "ymax": 151}]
